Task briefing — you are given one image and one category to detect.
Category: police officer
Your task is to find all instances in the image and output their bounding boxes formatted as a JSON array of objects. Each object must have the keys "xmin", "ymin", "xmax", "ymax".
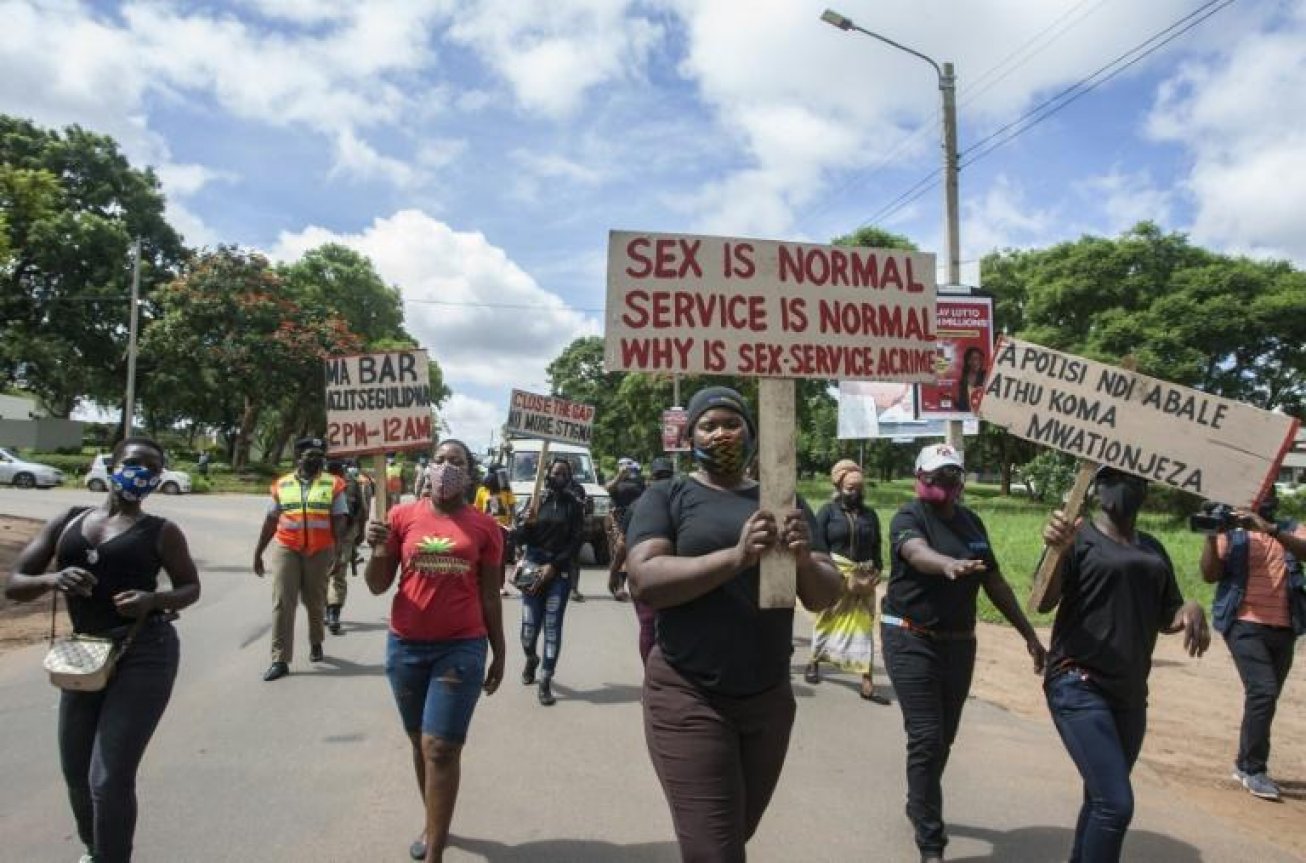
[
  {"xmin": 252, "ymin": 437, "xmax": 348, "ymax": 681},
  {"xmin": 324, "ymin": 459, "xmax": 367, "ymax": 635}
]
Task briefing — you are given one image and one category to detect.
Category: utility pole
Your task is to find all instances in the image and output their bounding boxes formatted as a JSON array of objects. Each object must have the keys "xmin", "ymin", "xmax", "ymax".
[
  {"xmin": 124, "ymin": 238, "xmax": 141, "ymax": 439},
  {"xmin": 940, "ymin": 61, "xmax": 965, "ymax": 456}
]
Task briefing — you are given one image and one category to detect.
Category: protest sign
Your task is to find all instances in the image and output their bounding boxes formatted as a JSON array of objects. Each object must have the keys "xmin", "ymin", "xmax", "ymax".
[
  {"xmin": 505, "ymin": 389, "xmax": 595, "ymax": 447},
  {"xmin": 605, "ymin": 231, "xmax": 937, "ymax": 381},
  {"xmin": 662, "ymin": 407, "xmax": 689, "ymax": 453},
  {"xmin": 977, "ymin": 337, "xmax": 1299, "ymax": 507},
  {"xmin": 917, "ymin": 294, "xmax": 995, "ymax": 420},
  {"xmin": 325, "ymin": 349, "xmax": 433, "ymax": 457},
  {"xmin": 325, "ymin": 349, "xmax": 434, "ymax": 521}
]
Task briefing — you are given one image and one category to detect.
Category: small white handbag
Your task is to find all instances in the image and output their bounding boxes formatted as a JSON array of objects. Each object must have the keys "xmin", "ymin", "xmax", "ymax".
[{"xmin": 43, "ymin": 631, "xmax": 121, "ymax": 692}]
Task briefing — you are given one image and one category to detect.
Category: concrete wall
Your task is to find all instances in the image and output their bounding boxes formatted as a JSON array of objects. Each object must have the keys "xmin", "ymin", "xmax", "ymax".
[{"xmin": 0, "ymin": 418, "xmax": 84, "ymax": 451}]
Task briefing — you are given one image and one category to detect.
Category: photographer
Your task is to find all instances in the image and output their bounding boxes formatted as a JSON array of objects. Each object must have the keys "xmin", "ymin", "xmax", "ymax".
[{"xmin": 1199, "ymin": 487, "xmax": 1306, "ymax": 802}]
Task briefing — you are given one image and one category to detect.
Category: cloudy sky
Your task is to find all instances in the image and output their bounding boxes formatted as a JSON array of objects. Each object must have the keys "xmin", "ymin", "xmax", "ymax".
[{"xmin": 5, "ymin": 0, "xmax": 1303, "ymax": 453}]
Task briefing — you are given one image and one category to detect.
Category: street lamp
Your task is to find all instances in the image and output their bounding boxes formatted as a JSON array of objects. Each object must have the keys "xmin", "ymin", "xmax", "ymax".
[{"xmin": 821, "ymin": 8, "xmax": 963, "ymax": 451}]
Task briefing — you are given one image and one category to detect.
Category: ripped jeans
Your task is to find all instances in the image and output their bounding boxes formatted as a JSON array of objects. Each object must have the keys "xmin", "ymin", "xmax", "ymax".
[
  {"xmin": 384, "ymin": 634, "xmax": 486, "ymax": 743},
  {"xmin": 521, "ymin": 567, "xmax": 571, "ymax": 675}
]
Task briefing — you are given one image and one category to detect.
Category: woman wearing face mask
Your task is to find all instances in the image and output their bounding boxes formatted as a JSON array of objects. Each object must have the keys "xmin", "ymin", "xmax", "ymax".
[
  {"xmin": 6, "ymin": 437, "xmax": 201, "ymax": 863},
  {"xmin": 364, "ymin": 439, "xmax": 506, "ymax": 863},
  {"xmin": 514, "ymin": 456, "xmax": 585, "ymax": 706},
  {"xmin": 804, "ymin": 459, "xmax": 888, "ymax": 703},
  {"xmin": 626, "ymin": 386, "xmax": 843, "ymax": 862},
  {"xmin": 883, "ymin": 443, "xmax": 1045, "ymax": 863},
  {"xmin": 1040, "ymin": 466, "xmax": 1209, "ymax": 863}
]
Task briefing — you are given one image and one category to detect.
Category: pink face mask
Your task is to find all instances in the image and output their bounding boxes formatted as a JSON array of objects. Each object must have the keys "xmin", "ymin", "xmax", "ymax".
[
  {"xmin": 915, "ymin": 476, "xmax": 962, "ymax": 505},
  {"xmin": 427, "ymin": 463, "xmax": 467, "ymax": 502}
]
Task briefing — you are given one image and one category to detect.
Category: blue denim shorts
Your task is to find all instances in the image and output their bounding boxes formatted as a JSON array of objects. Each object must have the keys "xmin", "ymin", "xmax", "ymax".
[{"xmin": 384, "ymin": 633, "xmax": 487, "ymax": 742}]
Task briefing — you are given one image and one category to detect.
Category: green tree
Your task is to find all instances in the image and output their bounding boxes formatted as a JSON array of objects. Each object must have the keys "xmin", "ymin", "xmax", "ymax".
[
  {"xmin": 278, "ymin": 244, "xmax": 410, "ymax": 347},
  {"xmin": 0, "ymin": 116, "xmax": 184, "ymax": 416}
]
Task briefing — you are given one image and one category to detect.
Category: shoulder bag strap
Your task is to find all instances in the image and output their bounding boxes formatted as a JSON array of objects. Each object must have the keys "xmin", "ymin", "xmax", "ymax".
[{"xmin": 48, "ymin": 507, "xmax": 93, "ymax": 645}]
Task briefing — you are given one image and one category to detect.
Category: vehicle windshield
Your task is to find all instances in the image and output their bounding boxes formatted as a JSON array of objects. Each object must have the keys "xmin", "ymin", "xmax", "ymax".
[{"xmin": 509, "ymin": 450, "xmax": 596, "ymax": 485}]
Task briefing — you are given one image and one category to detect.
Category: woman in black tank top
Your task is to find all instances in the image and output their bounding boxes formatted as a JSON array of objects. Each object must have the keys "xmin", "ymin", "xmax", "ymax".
[{"xmin": 7, "ymin": 437, "xmax": 200, "ymax": 863}]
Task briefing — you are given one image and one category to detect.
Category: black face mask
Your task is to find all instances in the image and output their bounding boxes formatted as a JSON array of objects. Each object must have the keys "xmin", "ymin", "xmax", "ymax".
[
  {"xmin": 301, "ymin": 455, "xmax": 325, "ymax": 476},
  {"xmin": 548, "ymin": 474, "xmax": 571, "ymax": 491},
  {"xmin": 841, "ymin": 491, "xmax": 864, "ymax": 509},
  {"xmin": 1098, "ymin": 477, "xmax": 1146, "ymax": 523}
]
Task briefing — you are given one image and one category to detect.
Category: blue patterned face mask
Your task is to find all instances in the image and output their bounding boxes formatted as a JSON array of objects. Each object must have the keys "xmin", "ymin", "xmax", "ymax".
[{"xmin": 110, "ymin": 464, "xmax": 162, "ymax": 501}]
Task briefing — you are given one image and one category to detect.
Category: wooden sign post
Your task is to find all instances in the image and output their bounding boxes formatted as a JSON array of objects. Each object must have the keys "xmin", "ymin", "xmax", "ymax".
[
  {"xmin": 323, "ymin": 348, "xmax": 435, "ymax": 525},
  {"xmin": 604, "ymin": 230, "xmax": 937, "ymax": 608},
  {"xmin": 976, "ymin": 338, "xmax": 1300, "ymax": 609}
]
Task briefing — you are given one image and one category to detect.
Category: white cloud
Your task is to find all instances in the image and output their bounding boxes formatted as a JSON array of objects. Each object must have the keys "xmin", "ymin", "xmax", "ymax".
[
  {"xmin": 1074, "ymin": 169, "xmax": 1174, "ymax": 234},
  {"xmin": 1146, "ymin": 3, "xmax": 1306, "ymax": 262},
  {"xmin": 271, "ymin": 210, "xmax": 598, "ymax": 394},
  {"xmin": 438, "ymin": 392, "xmax": 506, "ymax": 457},
  {"xmin": 447, "ymin": 0, "xmax": 662, "ymax": 119},
  {"xmin": 510, "ymin": 149, "xmax": 603, "ymax": 184},
  {"xmin": 961, "ymin": 174, "xmax": 1057, "ymax": 257}
]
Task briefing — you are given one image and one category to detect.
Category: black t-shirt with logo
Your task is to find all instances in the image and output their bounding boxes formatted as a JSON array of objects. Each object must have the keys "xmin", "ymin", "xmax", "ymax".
[
  {"xmin": 883, "ymin": 499, "xmax": 998, "ymax": 632},
  {"xmin": 627, "ymin": 475, "xmax": 825, "ymax": 697},
  {"xmin": 1045, "ymin": 522, "xmax": 1184, "ymax": 709}
]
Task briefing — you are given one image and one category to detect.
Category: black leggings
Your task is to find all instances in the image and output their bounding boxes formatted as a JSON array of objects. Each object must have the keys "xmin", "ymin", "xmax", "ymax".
[{"xmin": 59, "ymin": 622, "xmax": 179, "ymax": 863}]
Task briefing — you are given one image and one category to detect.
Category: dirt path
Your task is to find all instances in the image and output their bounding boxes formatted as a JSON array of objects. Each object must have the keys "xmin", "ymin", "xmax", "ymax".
[{"xmin": 1, "ymin": 514, "xmax": 1301, "ymax": 857}]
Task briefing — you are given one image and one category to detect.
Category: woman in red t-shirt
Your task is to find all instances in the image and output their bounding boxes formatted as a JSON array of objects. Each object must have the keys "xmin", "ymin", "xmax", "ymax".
[{"xmin": 365, "ymin": 439, "xmax": 505, "ymax": 863}]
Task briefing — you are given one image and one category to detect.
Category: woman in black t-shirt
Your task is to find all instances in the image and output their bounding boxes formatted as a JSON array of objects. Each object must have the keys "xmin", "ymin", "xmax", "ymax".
[
  {"xmin": 604, "ymin": 457, "xmax": 646, "ymax": 601},
  {"xmin": 1041, "ymin": 465, "xmax": 1208, "ymax": 863},
  {"xmin": 882, "ymin": 443, "xmax": 1045, "ymax": 863},
  {"xmin": 627, "ymin": 386, "xmax": 842, "ymax": 862},
  {"xmin": 6, "ymin": 437, "xmax": 201, "ymax": 863},
  {"xmin": 514, "ymin": 456, "xmax": 585, "ymax": 706}
]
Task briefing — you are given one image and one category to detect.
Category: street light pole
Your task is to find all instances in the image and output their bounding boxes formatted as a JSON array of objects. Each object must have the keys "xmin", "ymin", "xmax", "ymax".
[
  {"xmin": 124, "ymin": 237, "xmax": 141, "ymax": 439},
  {"xmin": 821, "ymin": 9, "xmax": 965, "ymax": 453}
]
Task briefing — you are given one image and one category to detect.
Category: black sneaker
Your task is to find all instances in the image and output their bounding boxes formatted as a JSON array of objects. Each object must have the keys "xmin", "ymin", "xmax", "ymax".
[
  {"xmin": 310, "ymin": 643, "xmax": 324, "ymax": 662},
  {"xmin": 522, "ymin": 654, "xmax": 539, "ymax": 685},
  {"xmin": 538, "ymin": 676, "xmax": 556, "ymax": 706}
]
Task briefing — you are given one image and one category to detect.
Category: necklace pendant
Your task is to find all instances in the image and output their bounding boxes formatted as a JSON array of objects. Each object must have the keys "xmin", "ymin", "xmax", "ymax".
[{"xmin": 86, "ymin": 549, "xmax": 99, "ymax": 565}]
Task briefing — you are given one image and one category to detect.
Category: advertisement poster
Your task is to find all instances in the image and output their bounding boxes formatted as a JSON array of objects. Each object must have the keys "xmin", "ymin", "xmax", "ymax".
[
  {"xmin": 917, "ymin": 294, "xmax": 995, "ymax": 420},
  {"xmin": 837, "ymin": 382, "xmax": 978, "ymax": 441},
  {"xmin": 662, "ymin": 407, "xmax": 689, "ymax": 452}
]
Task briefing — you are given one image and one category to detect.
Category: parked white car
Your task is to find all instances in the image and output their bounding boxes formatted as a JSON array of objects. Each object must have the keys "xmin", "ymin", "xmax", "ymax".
[
  {"xmin": 0, "ymin": 447, "xmax": 64, "ymax": 489},
  {"xmin": 85, "ymin": 453, "xmax": 192, "ymax": 495}
]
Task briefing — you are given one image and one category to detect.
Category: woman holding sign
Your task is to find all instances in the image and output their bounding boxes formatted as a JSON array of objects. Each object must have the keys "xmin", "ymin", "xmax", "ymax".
[
  {"xmin": 1041, "ymin": 466, "xmax": 1209, "ymax": 863},
  {"xmin": 882, "ymin": 443, "xmax": 1045, "ymax": 863},
  {"xmin": 514, "ymin": 456, "xmax": 586, "ymax": 706},
  {"xmin": 364, "ymin": 439, "xmax": 506, "ymax": 863},
  {"xmin": 626, "ymin": 386, "xmax": 843, "ymax": 862}
]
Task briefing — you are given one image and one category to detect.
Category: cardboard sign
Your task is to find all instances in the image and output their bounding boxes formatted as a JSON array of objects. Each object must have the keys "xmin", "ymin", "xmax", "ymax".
[
  {"xmin": 505, "ymin": 389, "xmax": 595, "ymax": 447},
  {"xmin": 917, "ymin": 294, "xmax": 995, "ymax": 420},
  {"xmin": 977, "ymin": 337, "xmax": 1300, "ymax": 506},
  {"xmin": 325, "ymin": 349, "xmax": 433, "ymax": 456},
  {"xmin": 604, "ymin": 231, "xmax": 937, "ymax": 381},
  {"xmin": 662, "ymin": 407, "xmax": 689, "ymax": 452}
]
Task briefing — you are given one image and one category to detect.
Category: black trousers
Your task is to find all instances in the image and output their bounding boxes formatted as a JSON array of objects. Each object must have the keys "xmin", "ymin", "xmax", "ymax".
[
  {"xmin": 881, "ymin": 623, "xmax": 976, "ymax": 857},
  {"xmin": 1225, "ymin": 620, "xmax": 1296, "ymax": 776},
  {"xmin": 642, "ymin": 648, "xmax": 795, "ymax": 863}
]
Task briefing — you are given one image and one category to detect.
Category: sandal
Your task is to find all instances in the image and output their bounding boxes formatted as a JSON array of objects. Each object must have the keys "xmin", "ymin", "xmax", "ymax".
[
  {"xmin": 860, "ymin": 679, "xmax": 890, "ymax": 704},
  {"xmin": 803, "ymin": 662, "xmax": 821, "ymax": 684}
]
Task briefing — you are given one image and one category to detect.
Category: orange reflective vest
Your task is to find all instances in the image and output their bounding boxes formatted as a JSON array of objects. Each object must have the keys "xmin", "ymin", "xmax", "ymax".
[{"xmin": 272, "ymin": 472, "xmax": 344, "ymax": 555}]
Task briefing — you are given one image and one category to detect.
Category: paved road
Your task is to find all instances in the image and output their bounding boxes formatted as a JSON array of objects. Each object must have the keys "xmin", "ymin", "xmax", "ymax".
[{"xmin": 0, "ymin": 488, "xmax": 1294, "ymax": 863}]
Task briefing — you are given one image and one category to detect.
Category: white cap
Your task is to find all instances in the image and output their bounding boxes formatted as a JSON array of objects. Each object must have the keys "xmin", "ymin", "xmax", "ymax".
[{"xmin": 915, "ymin": 443, "xmax": 964, "ymax": 474}]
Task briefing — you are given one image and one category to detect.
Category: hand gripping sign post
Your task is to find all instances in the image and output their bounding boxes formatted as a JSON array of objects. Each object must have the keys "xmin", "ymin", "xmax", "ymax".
[
  {"xmin": 325, "ymin": 349, "xmax": 434, "ymax": 523},
  {"xmin": 505, "ymin": 389, "xmax": 596, "ymax": 518},
  {"xmin": 606, "ymin": 230, "xmax": 936, "ymax": 607},
  {"xmin": 976, "ymin": 336, "xmax": 1300, "ymax": 610}
]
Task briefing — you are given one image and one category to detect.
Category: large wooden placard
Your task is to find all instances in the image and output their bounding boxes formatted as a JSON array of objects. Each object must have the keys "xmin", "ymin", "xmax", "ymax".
[
  {"xmin": 325, "ymin": 349, "xmax": 433, "ymax": 457},
  {"xmin": 505, "ymin": 389, "xmax": 595, "ymax": 447},
  {"xmin": 604, "ymin": 231, "xmax": 937, "ymax": 381},
  {"xmin": 977, "ymin": 337, "xmax": 1299, "ymax": 507}
]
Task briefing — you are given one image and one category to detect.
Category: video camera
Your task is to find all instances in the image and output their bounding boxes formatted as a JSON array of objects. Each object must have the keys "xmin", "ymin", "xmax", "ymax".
[{"xmin": 1188, "ymin": 502, "xmax": 1244, "ymax": 535}]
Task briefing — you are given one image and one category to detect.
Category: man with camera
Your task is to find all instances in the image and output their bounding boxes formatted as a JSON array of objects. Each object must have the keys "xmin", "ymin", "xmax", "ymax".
[{"xmin": 1199, "ymin": 488, "xmax": 1306, "ymax": 801}]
